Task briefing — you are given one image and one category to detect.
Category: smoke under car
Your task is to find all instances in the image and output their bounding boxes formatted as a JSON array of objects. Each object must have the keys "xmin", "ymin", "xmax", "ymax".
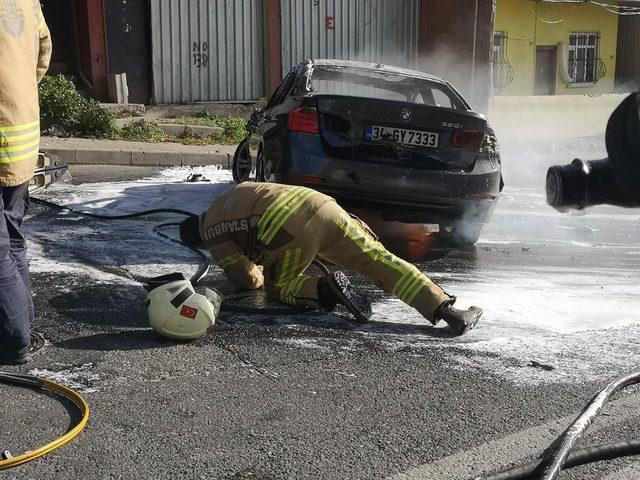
[{"xmin": 233, "ymin": 59, "xmax": 503, "ymax": 246}]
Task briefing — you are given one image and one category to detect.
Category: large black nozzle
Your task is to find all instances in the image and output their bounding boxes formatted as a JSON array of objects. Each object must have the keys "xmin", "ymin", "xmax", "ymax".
[
  {"xmin": 546, "ymin": 91, "xmax": 640, "ymax": 211},
  {"xmin": 546, "ymin": 158, "xmax": 635, "ymax": 211}
]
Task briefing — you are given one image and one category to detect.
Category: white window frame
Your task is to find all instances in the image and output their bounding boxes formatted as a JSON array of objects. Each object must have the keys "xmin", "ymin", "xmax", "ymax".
[{"xmin": 568, "ymin": 32, "xmax": 599, "ymax": 87}]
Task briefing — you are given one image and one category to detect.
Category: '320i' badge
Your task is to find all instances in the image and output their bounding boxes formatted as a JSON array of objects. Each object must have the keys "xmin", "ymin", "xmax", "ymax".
[{"xmin": 401, "ymin": 108, "xmax": 412, "ymax": 122}]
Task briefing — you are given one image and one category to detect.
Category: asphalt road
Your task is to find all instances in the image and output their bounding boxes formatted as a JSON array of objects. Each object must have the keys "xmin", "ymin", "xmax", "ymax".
[{"xmin": 1, "ymin": 164, "xmax": 640, "ymax": 480}]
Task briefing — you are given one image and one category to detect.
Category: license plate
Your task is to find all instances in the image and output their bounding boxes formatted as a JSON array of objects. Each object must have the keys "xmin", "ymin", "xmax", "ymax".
[{"xmin": 365, "ymin": 125, "xmax": 439, "ymax": 148}]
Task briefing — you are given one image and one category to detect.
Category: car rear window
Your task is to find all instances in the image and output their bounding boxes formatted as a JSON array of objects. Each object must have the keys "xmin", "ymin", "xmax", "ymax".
[{"xmin": 308, "ymin": 66, "xmax": 465, "ymax": 110}]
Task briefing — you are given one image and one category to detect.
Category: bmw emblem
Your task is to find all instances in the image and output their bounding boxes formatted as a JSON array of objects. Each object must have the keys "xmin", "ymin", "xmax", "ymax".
[{"xmin": 401, "ymin": 108, "xmax": 412, "ymax": 122}]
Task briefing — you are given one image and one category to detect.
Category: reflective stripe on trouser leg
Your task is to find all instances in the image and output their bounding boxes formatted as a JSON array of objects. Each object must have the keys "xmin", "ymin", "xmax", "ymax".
[
  {"xmin": 264, "ymin": 247, "xmax": 320, "ymax": 308},
  {"xmin": 319, "ymin": 213, "xmax": 452, "ymax": 323}
]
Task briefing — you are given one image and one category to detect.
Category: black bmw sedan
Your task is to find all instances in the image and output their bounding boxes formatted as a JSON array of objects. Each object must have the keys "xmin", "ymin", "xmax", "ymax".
[{"xmin": 233, "ymin": 59, "xmax": 503, "ymax": 246}]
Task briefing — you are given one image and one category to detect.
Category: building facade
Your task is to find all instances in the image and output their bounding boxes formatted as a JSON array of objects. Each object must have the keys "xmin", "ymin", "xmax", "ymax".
[
  {"xmin": 42, "ymin": 0, "xmax": 496, "ymax": 110},
  {"xmin": 493, "ymin": 0, "xmax": 619, "ymax": 96}
]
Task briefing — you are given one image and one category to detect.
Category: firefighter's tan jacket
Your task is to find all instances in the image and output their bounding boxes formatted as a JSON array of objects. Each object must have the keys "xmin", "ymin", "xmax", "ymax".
[
  {"xmin": 0, "ymin": 0, "xmax": 51, "ymax": 187},
  {"xmin": 199, "ymin": 182, "xmax": 334, "ymax": 289}
]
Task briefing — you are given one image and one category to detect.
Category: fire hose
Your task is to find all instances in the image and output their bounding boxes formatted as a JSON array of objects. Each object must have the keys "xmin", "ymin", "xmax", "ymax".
[
  {"xmin": 0, "ymin": 372, "xmax": 90, "ymax": 470},
  {"xmin": 475, "ymin": 371, "xmax": 640, "ymax": 480}
]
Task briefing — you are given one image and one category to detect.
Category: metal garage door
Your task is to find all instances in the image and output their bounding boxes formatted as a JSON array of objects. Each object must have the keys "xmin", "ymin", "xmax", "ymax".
[
  {"xmin": 151, "ymin": 0, "xmax": 265, "ymax": 103},
  {"xmin": 280, "ymin": 0, "xmax": 421, "ymax": 76}
]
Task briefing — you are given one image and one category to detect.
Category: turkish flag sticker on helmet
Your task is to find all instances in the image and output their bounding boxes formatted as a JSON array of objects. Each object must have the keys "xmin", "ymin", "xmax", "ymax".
[{"xmin": 180, "ymin": 304, "xmax": 199, "ymax": 319}]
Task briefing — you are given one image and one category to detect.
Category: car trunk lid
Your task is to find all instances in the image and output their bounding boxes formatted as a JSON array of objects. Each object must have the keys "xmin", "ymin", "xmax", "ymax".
[{"xmin": 312, "ymin": 95, "xmax": 488, "ymax": 170}]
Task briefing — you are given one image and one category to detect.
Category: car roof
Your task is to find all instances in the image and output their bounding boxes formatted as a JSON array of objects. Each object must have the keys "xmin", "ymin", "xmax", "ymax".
[{"xmin": 307, "ymin": 59, "xmax": 447, "ymax": 84}]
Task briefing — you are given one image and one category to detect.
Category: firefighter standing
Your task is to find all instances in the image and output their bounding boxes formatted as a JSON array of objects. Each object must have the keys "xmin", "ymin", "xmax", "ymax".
[
  {"xmin": 180, "ymin": 182, "xmax": 482, "ymax": 335},
  {"xmin": 0, "ymin": 0, "xmax": 51, "ymax": 364}
]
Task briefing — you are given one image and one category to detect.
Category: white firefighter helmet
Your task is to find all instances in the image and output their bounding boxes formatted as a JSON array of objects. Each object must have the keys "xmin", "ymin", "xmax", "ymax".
[{"xmin": 146, "ymin": 273, "xmax": 221, "ymax": 340}]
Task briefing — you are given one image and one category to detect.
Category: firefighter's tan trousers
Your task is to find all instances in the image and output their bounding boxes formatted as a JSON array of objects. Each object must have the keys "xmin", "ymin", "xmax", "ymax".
[{"xmin": 262, "ymin": 201, "xmax": 452, "ymax": 323}]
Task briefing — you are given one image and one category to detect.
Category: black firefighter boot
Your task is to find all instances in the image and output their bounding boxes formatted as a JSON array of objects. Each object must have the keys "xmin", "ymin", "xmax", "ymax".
[
  {"xmin": 0, "ymin": 346, "xmax": 31, "ymax": 365},
  {"xmin": 435, "ymin": 300, "xmax": 483, "ymax": 336},
  {"xmin": 317, "ymin": 271, "xmax": 372, "ymax": 323}
]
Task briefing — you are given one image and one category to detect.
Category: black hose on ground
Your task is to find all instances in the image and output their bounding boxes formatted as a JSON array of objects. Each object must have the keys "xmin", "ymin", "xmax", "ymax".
[
  {"xmin": 152, "ymin": 222, "xmax": 210, "ymax": 285},
  {"xmin": 479, "ymin": 439, "xmax": 640, "ymax": 480},
  {"xmin": 31, "ymin": 196, "xmax": 196, "ymax": 219},
  {"xmin": 475, "ymin": 371, "xmax": 640, "ymax": 480}
]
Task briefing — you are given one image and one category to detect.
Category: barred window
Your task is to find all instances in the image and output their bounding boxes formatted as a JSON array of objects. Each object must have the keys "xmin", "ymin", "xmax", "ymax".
[
  {"xmin": 492, "ymin": 31, "xmax": 514, "ymax": 92},
  {"xmin": 568, "ymin": 32, "xmax": 606, "ymax": 85}
]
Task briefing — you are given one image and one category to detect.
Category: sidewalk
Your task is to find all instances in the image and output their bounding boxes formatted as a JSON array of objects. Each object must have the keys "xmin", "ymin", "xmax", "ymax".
[{"xmin": 40, "ymin": 137, "xmax": 237, "ymax": 168}]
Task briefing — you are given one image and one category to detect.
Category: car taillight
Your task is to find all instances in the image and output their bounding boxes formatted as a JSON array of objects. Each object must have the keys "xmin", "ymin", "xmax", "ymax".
[
  {"xmin": 452, "ymin": 130, "xmax": 485, "ymax": 151},
  {"xmin": 288, "ymin": 107, "xmax": 320, "ymax": 134}
]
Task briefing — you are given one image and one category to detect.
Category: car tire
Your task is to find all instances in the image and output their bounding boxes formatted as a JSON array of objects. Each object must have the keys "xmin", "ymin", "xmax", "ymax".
[
  {"xmin": 442, "ymin": 221, "xmax": 484, "ymax": 247},
  {"xmin": 232, "ymin": 140, "xmax": 253, "ymax": 184}
]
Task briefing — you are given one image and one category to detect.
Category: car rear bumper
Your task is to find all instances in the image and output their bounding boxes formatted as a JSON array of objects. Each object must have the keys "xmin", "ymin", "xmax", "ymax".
[
  {"xmin": 276, "ymin": 133, "xmax": 502, "ymax": 224},
  {"xmin": 307, "ymin": 186, "xmax": 498, "ymax": 224}
]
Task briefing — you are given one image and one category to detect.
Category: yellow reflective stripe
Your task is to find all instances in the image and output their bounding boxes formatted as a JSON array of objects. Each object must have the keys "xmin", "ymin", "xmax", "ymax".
[
  {"xmin": 278, "ymin": 250, "xmax": 293, "ymax": 301},
  {"xmin": 335, "ymin": 214, "xmax": 430, "ymax": 304},
  {"xmin": 405, "ymin": 278, "xmax": 432, "ymax": 305},
  {"xmin": 395, "ymin": 262, "xmax": 423, "ymax": 299},
  {"xmin": 0, "ymin": 147, "xmax": 39, "ymax": 164},
  {"xmin": 397, "ymin": 273, "xmax": 422, "ymax": 303},
  {"xmin": 335, "ymin": 216, "xmax": 406, "ymax": 275},
  {"xmin": 280, "ymin": 248, "xmax": 302, "ymax": 301},
  {"xmin": 1, "ymin": 128, "xmax": 40, "ymax": 142},
  {"xmin": 218, "ymin": 253, "xmax": 244, "ymax": 269},
  {"xmin": 278, "ymin": 250, "xmax": 293, "ymax": 284},
  {"xmin": 258, "ymin": 188, "xmax": 305, "ymax": 241},
  {"xmin": 262, "ymin": 190, "xmax": 315, "ymax": 244},
  {"xmin": 279, "ymin": 249, "xmax": 305, "ymax": 303},
  {"xmin": 291, "ymin": 275, "xmax": 310, "ymax": 297},
  {"xmin": 0, "ymin": 138, "xmax": 41, "ymax": 154},
  {"xmin": 0, "ymin": 120, "xmax": 40, "ymax": 133},
  {"xmin": 258, "ymin": 189, "xmax": 304, "ymax": 242},
  {"xmin": 258, "ymin": 187, "xmax": 303, "ymax": 231},
  {"xmin": 392, "ymin": 271, "xmax": 415, "ymax": 297}
]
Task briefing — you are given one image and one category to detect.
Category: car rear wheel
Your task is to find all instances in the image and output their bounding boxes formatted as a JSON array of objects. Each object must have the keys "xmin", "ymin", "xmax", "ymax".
[
  {"xmin": 441, "ymin": 221, "xmax": 484, "ymax": 247},
  {"xmin": 232, "ymin": 140, "xmax": 253, "ymax": 183}
]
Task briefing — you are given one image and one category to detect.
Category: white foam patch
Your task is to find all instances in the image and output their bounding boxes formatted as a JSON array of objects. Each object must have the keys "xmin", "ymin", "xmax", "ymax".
[
  {"xmin": 36, "ymin": 165, "xmax": 233, "ymax": 216},
  {"xmin": 27, "ymin": 166, "xmax": 233, "ymax": 283},
  {"xmin": 29, "ymin": 363, "xmax": 101, "ymax": 394}
]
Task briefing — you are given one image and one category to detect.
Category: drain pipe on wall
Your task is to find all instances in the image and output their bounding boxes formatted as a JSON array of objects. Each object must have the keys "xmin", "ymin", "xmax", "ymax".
[{"xmin": 471, "ymin": 0, "xmax": 479, "ymax": 105}]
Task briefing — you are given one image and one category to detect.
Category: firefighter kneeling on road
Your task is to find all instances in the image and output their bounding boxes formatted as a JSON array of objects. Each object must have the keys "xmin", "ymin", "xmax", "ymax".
[{"xmin": 180, "ymin": 182, "xmax": 482, "ymax": 335}]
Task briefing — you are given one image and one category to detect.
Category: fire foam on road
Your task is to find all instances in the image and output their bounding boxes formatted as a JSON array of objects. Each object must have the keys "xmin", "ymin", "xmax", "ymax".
[{"xmin": 26, "ymin": 167, "xmax": 640, "ymax": 385}]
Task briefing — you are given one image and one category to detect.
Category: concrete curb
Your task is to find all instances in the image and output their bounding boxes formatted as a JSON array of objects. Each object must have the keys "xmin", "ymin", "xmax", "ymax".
[
  {"xmin": 40, "ymin": 137, "xmax": 235, "ymax": 168},
  {"xmin": 41, "ymin": 139, "xmax": 234, "ymax": 168},
  {"xmin": 44, "ymin": 147, "xmax": 232, "ymax": 168}
]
